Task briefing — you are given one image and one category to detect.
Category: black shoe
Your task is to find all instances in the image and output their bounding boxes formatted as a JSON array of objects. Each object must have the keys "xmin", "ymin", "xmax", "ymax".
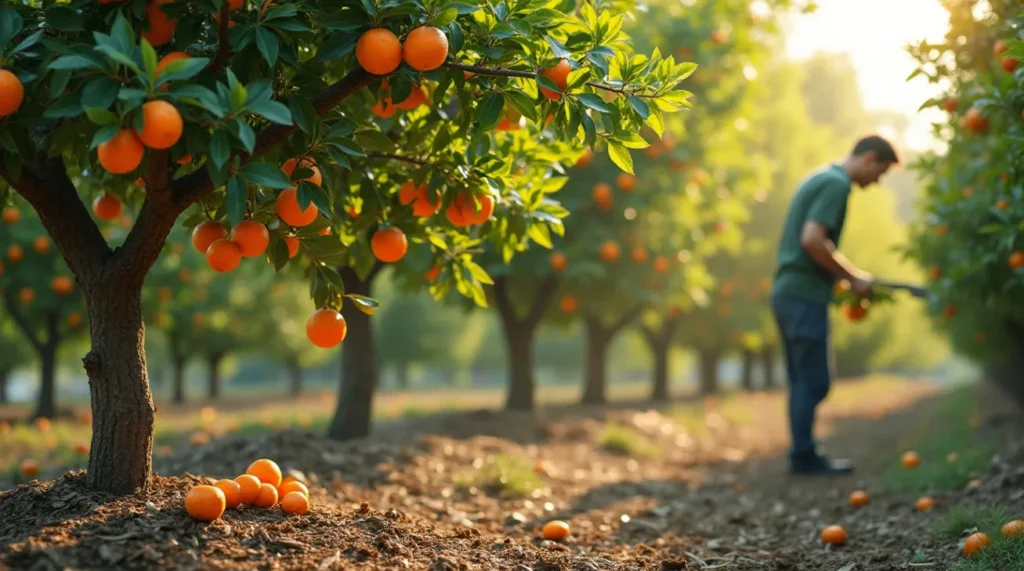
[{"xmin": 790, "ymin": 453, "xmax": 854, "ymax": 475}]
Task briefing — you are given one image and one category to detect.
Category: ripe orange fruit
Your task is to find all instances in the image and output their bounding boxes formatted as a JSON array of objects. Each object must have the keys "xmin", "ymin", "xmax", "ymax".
[
  {"xmin": 306, "ymin": 308, "xmax": 347, "ymax": 348},
  {"xmin": 928, "ymin": 266, "xmax": 942, "ymax": 280},
  {"xmin": 72, "ymin": 441, "xmax": 89, "ymax": 455},
  {"xmin": 1, "ymin": 207, "xmax": 19, "ymax": 224},
  {"xmin": 901, "ymin": 451, "xmax": 920, "ymax": 469},
  {"xmin": 191, "ymin": 221, "xmax": 228, "ymax": 254},
  {"xmin": 67, "ymin": 312, "xmax": 83, "ymax": 328},
  {"xmin": 282, "ymin": 157, "xmax": 323, "ymax": 188},
  {"xmin": 138, "ymin": 100, "xmax": 183, "ymax": 150},
  {"xmin": 575, "ymin": 148, "xmax": 593, "ymax": 168},
  {"xmin": 356, "ymin": 28, "xmax": 402, "ymax": 75},
  {"xmin": 916, "ymin": 496, "xmax": 935, "ymax": 511},
  {"xmin": 177, "ymin": 154, "xmax": 192, "ymax": 165},
  {"xmin": 616, "ymin": 173, "xmax": 636, "ymax": 192},
  {"xmin": 599, "ymin": 241, "xmax": 620, "ymax": 262},
  {"xmin": 402, "ymin": 26, "xmax": 449, "ymax": 71},
  {"xmin": 943, "ymin": 303, "xmax": 957, "ymax": 319},
  {"xmin": 246, "ymin": 458, "xmax": 283, "ymax": 487},
  {"xmin": 214, "ymin": 479, "xmax": 243, "ymax": 509},
  {"xmin": 185, "ymin": 484, "xmax": 226, "ymax": 521},
  {"xmin": 51, "ymin": 276, "xmax": 74, "ymax": 295},
  {"xmin": 994, "ymin": 40, "xmax": 1009, "ymax": 57},
  {"xmin": 142, "ymin": 0, "xmax": 176, "ymax": 47},
  {"xmin": 849, "ymin": 490, "xmax": 869, "ymax": 507},
  {"xmin": 964, "ymin": 107, "xmax": 988, "ymax": 133},
  {"xmin": 0, "ymin": 69, "xmax": 24, "ymax": 117},
  {"xmin": 284, "ymin": 236, "xmax": 299, "ymax": 258},
  {"xmin": 559, "ymin": 295, "xmax": 577, "ymax": 313},
  {"xmin": 276, "ymin": 188, "xmax": 319, "ymax": 227},
  {"xmin": 254, "ymin": 483, "xmax": 278, "ymax": 508},
  {"xmin": 942, "ymin": 97, "xmax": 958, "ymax": 113},
  {"xmin": 229, "ymin": 221, "xmax": 269, "ymax": 258},
  {"xmin": 278, "ymin": 480, "xmax": 309, "ymax": 498},
  {"xmin": 653, "ymin": 256, "xmax": 670, "ymax": 273},
  {"xmin": 540, "ymin": 59, "xmax": 571, "ymax": 100},
  {"xmin": 205, "ymin": 239, "xmax": 242, "ymax": 272},
  {"xmin": 632, "ymin": 247, "xmax": 648, "ymax": 264},
  {"xmin": 32, "ymin": 236, "xmax": 49, "ymax": 254},
  {"xmin": 820, "ymin": 525, "xmax": 846, "ymax": 545},
  {"xmin": 371, "ymin": 98, "xmax": 397, "ymax": 119},
  {"xmin": 20, "ymin": 459, "xmax": 39, "ymax": 477},
  {"xmin": 391, "ymin": 82, "xmax": 427, "ymax": 110},
  {"xmin": 1001, "ymin": 520, "xmax": 1024, "ymax": 537},
  {"xmin": 1001, "ymin": 56, "xmax": 1018, "ymax": 72},
  {"xmin": 234, "ymin": 474, "xmax": 261, "ymax": 504},
  {"xmin": 592, "ymin": 182, "xmax": 613, "ymax": 205},
  {"xmin": 425, "ymin": 265, "xmax": 441, "ymax": 281},
  {"xmin": 98, "ymin": 129, "xmax": 145, "ymax": 174},
  {"xmin": 710, "ymin": 30, "xmax": 727, "ymax": 44},
  {"xmin": 399, "ymin": 181, "xmax": 441, "ymax": 217},
  {"xmin": 551, "ymin": 252, "xmax": 568, "ymax": 272},
  {"xmin": 843, "ymin": 301, "xmax": 867, "ymax": 322},
  {"xmin": 156, "ymin": 51, "xmax": 188, "ymax": 77},
  {"xmin": 963, "ymin": 532, "xmax": 990, "ymax": 557},
  {"xmin": 996, "ymin": 199, "xmax": 1009, "ymax": 211},
  {"xmin": 371, "ymin": 227, "xmax": 408, "ymax": 262},
  {"xmin": 281, "ymin": 491, "xmax": 310, "ymax": 515},
  {"xmin": 542, "ymin": 520, "xmax": 570, "ymax": 541},
  {"xmin": 1010, "ymin": 252, "xmax": 1024, "ymax": 270},
  {"xmin": 7, "ymin": 244, "xmax": 23, "ymax": 263},
  {"xmin": 91, "ymin": 193, "xmax": 124, "ymax": 221},
  {"xmin": 19, "ymin": 287, "xmax": 34, "ymax": 304}
]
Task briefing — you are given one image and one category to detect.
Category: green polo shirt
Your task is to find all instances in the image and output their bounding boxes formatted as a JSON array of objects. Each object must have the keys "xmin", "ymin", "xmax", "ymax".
[{"xmin": 771, "ymin": 164, "xmax": 852, "ymax": 304}]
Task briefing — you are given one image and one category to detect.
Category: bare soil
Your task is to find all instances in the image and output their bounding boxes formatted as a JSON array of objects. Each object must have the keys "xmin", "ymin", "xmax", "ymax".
[{"xmin": 2, "ymin": 380, "xmax": 1022, "ymax": 571}]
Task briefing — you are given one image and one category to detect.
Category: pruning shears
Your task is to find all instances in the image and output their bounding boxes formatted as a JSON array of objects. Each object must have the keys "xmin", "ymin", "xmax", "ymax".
[{"xmin": 872, "ymin": 279, "xmax": 928, "ymax": 300}]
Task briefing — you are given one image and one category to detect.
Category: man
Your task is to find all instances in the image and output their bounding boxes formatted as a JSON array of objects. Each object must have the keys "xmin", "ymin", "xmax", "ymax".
[{"xmin": 770, "ymin": 135, "xmax": 899, "ymax": 475}]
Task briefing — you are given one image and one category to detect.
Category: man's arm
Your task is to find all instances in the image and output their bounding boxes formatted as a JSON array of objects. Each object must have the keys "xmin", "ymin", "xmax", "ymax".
[{"xmin": 800, "ymin": 222, "xmax": 872, "ymax": 290}]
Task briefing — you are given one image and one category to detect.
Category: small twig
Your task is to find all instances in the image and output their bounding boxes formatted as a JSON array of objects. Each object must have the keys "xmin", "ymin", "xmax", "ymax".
[
  {"xmin": 209, "ymin": 1, "xmax": 232, "ymax": 73},
  {"xmin": 444, "ymin": 61, "xmax": 660, "ymax": 99},
  {"xmin": 365, "ymin": 152, "xmax": 461, "ymax": 186}
]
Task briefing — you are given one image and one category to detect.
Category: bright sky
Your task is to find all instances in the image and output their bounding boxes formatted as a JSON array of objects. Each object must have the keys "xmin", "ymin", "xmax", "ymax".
[{"xmin": 783, "ymin": 0, "xmax": 951, "ymax": 152}]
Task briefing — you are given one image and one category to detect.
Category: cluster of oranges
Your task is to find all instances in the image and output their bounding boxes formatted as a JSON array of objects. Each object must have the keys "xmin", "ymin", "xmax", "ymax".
[
  {"xmin": 356, "ymin": 26, "xmax": 449, "ymax": 76},
  {"xmin": 96, "ymin": 96, "xmax": 184, "ymax": 175},
  {"xmin": 950, "ymin": 39, "xmax": 1017, "ymax": 134},
  {"xmin": 1, "ymin": 208, "xmax": 78, "ymax": 304},
  {"xmin": 184, "ymin": 458, "xmax": 310, "ymax": 521},
  {"xmin": 591, "ymin": 173, "xmax": 637, "ymax": 212}
]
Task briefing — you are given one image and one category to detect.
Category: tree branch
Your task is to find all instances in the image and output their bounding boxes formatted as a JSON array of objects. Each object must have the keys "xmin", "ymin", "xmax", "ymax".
[
  {"xmin": 365, "ymin": 152, "xmax": 461, "ymax": 185},
  {"xmin": 112, "ymin": 191, "xmax": 180, "ymax": 288},
  {"xmin": 611, "ymin": 302, "xmax": 645, "ymax": 333},
  {"xmin": 444, "ymin": 62, "xmax": 660, "ymax": 99},
  {"xmin": 490, "ymin": 275, "xmax": 520, "ymax": 326},
  {"xmin": 209, "ymin": 1, "xmax": 232, "ymax": 73},
  {"xmin": 525, "ymin": 275, "xmax": 558, "ymax": 327},
  {"xmin": 2, "ymin": 295, "xmax": 43, "ymax": 351}
]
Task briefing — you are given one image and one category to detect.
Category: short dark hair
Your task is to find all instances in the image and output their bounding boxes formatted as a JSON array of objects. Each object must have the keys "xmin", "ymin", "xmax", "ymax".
[{"xmin": 851, "ymin": 135, "xmax": 899, "ymax": 164}]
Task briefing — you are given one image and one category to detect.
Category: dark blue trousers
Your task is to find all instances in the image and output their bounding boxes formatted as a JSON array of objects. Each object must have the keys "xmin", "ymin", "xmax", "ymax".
[{"xmin": 771, "ymin": 294, "xmax": 835, "ymax": 461}]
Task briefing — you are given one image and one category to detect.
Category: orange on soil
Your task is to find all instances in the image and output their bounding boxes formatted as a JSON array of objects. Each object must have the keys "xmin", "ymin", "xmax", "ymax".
[
  {"xmin": 1001, "ymin": 520, "xmax": 1024, "ymax": 537},
  {"xmin": 820, "ymin": 525, "xmax": 846, "ymax": 545},
  {"xmin": 98, "ymin": 129, "xmax": 145, "ymax": 174},
  {"xmin": 356, "ymin": 28, "xmax": 402, "ymax": 75},
  {"xmin": 402, "ymin": 26, "xmax": 449, "ymax": 72},
  {"xmin": 142, "ymin": 0, "xmax": 177, "ymax": 47},
  {"xmin": 7, "ymin": 244, "xmax": 23, "ymax": 263},
  {"xmin": 214, "ymin": 479, "xmax": 243, "ymax": 509},
  {"xmin": 33, "ymin": 236, "xmax": 49, "ymax": 254},
  {"xmin": 916, "ymin": 496, "xmax": 935, "ymax": 512},
  {"xmin": 599, "ymin": 241, "xmax": 620, "ymax": 262},
  {"xmin": 138, "ymin": 100, "xmax": 183, "ymax": 150},
  {"xmin": 284, "ymin": 236, "xmax": 299, "ymax": 258},
  {"xmin": 276, "ymin": 188, "xmax": 319, "ymax": 227},
  {"xmin": 229, "ymin": 220, "xmax": 270, "ymax": 258},
  {"xmin": 278, "ymin": 480, "xmax": 309, "ymax": 498},
  {"xmin": 542, "ymin": 520, "xmax": 570, "ymax": 541},
  {"xmin": 653, "ymin": 256, "xmax": 670, "ymax": 273},
  {"xmin": 1, "ymin": 207, "xmax": 19, "ymax": 224},
  {"xmin": 616, "ymin": 173, "xmax": 636, "ymax": 192},
  {"xmin": 559, "ymin": 295, "xmax": 577, "ymax": 313},
  {"xmin": 539, "ymin": 59, "xmax": 571, "ymax": 100},
  {"xmin": 191, "ymin": 221, "xmax": 228, "ymax": 254},
  {"xmin": 281, "ymin": 491, "xmax": 310, "ymax": 515},
  {"xmin": 34, "ymin": 417, "xmax": 50, "ymax": 431},
  {"xmin": 849, "ymin": 490, "xmax": 869, "ymax": 507},
  {"xmin": 0, "ymin": 69, "xmax": 24, "ymax": 117},
  {"xmin": 234, "ymin": 474, "xmax": 261, "ymax": 504},
  {"xmin": 254, "ymin": 483, "xmax": 279, "ymax": 508},
  {"xmin": 306, "ymin": 308, "xmax": 347, "ymax": 348},
  {"xmin": 51, "ymin": 276, "xmax": 74, "ymax": 295},
  {"xmin": 246, "ymin": 459, "xmax": 283, "ymax": 488},
  {"xmin": 205, "ymin": 239, "xmax": 242, "ymax": 272},
  {"xmin": 963, "ymin": 532, "xmax": 990, "ymax": 557},
  {"xmin": 371, "ymin": 227, "xmax": 408, "ymax": 263},
  {"xmin": 185, "ymin": 485, "xmax": 226, "ymax": 521},
  {"xmin": 20, "ymin": 459, "xmax": 39, "ymax": 478},
  {"xmin": 901, "ymin": 451, "xmax": 920, "ymax": 469},
  {"xmin": 550, "ymin": 252, "xmax": 568, "ymax": 272}
]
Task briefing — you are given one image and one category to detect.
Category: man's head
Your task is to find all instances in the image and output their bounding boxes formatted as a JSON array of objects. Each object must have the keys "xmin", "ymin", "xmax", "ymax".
[{"xmin": 846, "ymin": 135, "xmax": 899, "ymax": 187}]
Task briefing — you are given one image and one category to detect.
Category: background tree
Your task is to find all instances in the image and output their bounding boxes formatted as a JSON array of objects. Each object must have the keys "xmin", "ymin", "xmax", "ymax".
[{"xmin": 0, "ymin": 314, "xmax": 33, "ymax": 404}]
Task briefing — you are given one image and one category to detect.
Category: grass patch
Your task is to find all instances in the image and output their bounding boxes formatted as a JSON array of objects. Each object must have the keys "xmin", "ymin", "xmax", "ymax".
[
  {"xmin": 881, "ymin": 386, "xmax": 994, "ymax": 494},
  {"xmin": 950, "ymin": 533, "xmax": 1024, "ymax": 570},
  {"xmin": 671, "ymin": 392, "xmax": 757, "ymax": 437},
  {"xmin": 453, "ymin": 454, "xmax": 545, "ymax": 498},
  {"xmin": 599, "ymin": 424, "xmax": 659, "ymax": 458},
  {"xmin": 932, "ymin": 504, "xmax": 1008, "ymax": 541}
]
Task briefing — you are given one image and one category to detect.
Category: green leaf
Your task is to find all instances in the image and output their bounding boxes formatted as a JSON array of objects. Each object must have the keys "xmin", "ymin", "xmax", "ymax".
[
  {"xmin": 85, "ymin": 107, "xmax": 120, "ymax": 126},
  {"xmin": 239, "ymin": 163, "xmax": 292, "ymax": 188},
  {"xmin": 49, "ymin": 70, "xmax": 72, "ymax": 100},
  {"xmin": 354, "ymin": 130, "xmax": 395, "ymax": 152},
  {"xmin": 255, "ymin": 27, "xmax": 280, "ymax": 67},
  {"xmin": 545, "ymin": 35, "xmax": 572, "ymax": 59},
  {"xmin": 232, "ymin": 118, "xmax": 256, "ymax": 153},
  {"xmin": 49, "ymin": 54, "xmax": 104, "ymax": 71},
  {"xmin": 578, "ymin": 93, "xmax": 611, "ymax": 113},
  {"xmin": 615, "ymin": 132, "xmax": 648, "ymax": 149},
  {"xmin": 9, "ymin": 30, "xmax": 43, "ymax": 55},
  {"xmin": 89, "ymin": 125, "xmax": 121, "ymax": 150},
  {"xmin": 169, "ymin": 84, "xmax": 224, "ymax": 116},
  {"xmin": 332, "ymin": 136, "xmax": 366, "ymax": 157},
  {"xmin": 247, "ymin": 99, "xmax": 293, "ymax": 125},
  {"xmin": 43, "ymin": 7, "xmax": 82, "ymax": 33},
  {"xmin": 93, "ymin": 44, "xmax": 140, "ymax": 73},
  {"xmin": 0, "ymin": 8, "xmax": 23, "ymax": 47},
  {"xmin": 226, "ymin": 176, "xmax": 248, "ymax": 227},
  {"xmin": 475, "ymin": 92, "xmax": 505, "ymax": 129},
  {"xmin": 269, "ymin": 236, "xmax": 291, "ymax": 271},
  {"xmin": 608, "ymin": 142, "xmax": 633, "ymax": 174},
  {"xmin": 81, "ymin": 77, "xmax": 121, "ymax": 109},
  {"xmin": 428, "ymin": 7, "xmax": 459, "ymax": 27},
  {"xmin": 504, "ymin": 90, "xmax": 538, "ymax": 122},
  {"xmin": 645, "ymin": 105, "xmax": 664, "ymax": 138},
  {"xmin": 628, "ymin": 95, "xmax": 650, "ymax": 119},
  {"xmin": 141, "ymin": 38, "xmax": 158, "ymax": 85},
  {"xmin": 156, "ymin": 57, "xmax": 210, "ymax": 86},
  {"xmin": 227, "ymin": 70, "xmax": 247, "ymax": 111},
  {"xmin": 44, "ymin": 95, "xmax": 83, "ymax": 118},
  {"xmin": 317, "ymin": 32, "xmax": 358, "ymax": 61},
  {"xmin": 527, "ymin": 222, "xmax": 553, "ymax": 248},
  {"xmin": 345, "ymin": 294, "xmax": 380, "ymax": 315},
  {"xmin": 209, "ymin": 130, "xmax": 231, "ymax": 168},
  {"xmin": 288, "ymin": 96, "xmax": 317, "ymax": 134}
]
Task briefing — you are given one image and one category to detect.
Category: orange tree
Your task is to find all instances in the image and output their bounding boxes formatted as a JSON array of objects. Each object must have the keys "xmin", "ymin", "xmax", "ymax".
[
  {"xmin": 906, "ymin": 0, "xmax": 1024, "ymax": 403},
  {"xmin": 0, "ymin": 314, "xmax": 33, "ymax": 404},
  {"xmin": 0, "ymin": 207, "xmax": 87, "ymax": 419},
  {"xmin": 0, "ymin": 1, "xmax": 692, "ymax": 491}
]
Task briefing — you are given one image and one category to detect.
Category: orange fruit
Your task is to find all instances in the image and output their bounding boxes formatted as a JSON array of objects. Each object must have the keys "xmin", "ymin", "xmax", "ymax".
[
  {"xmin": 1, "ymin": 207, "xmax": 19, "ymax": 224},
  {"xmin": 191, "ymin": 221, "xmax": 228, "ymax": 254},
  {"xmin": 1010, "ymin": 252, "xmax": 1024, "ymax": 270},
  {"xmin": 276, "ymin": 188, "xmax": 319, "ymax": 227},
  {"xmin": 51, "ymin": 276, "xmax": 74, "ymax": 295},
  {"xmin": 425, "ymin": 265, "xmax": 441, "ymax": 281},
  {"xmin": 142, "ymin": 0, "xmax": 176, "ymax": 47},
  {"xmin": 72, "ymin": 441, "xmax": 89, "ymax": 455},
  {"xmin": 994, "ymin": 40, "xmax": 1009, "ymax": 57},
  {"xmin": 542, "ymin": 520, "xmax": 570, "ymax": 541},
  {"xmin": 156, "ymin": 51, "xmax": 189, "ymax": 77},
  {"xmin": 1001, "ymin": 520, "xmax": 1024, "ymax": 537},
  {"xmin": 32, "ymin": 236, "xmax": 49, "ymax": 254},
  {"xmin": 559, "ymin": 295, "xmax": 577, "ymax": 313},
  {"xmin": 820, "ymin": 525, "xmax": 846, "ymax": 545},
  {"xmin": 138, "ymin": 100, "xmax": 183, "ymax": 150},
  {"xmin": 901, "ymin": 451, "xmax": 920, "ymax": 469},
  {"xmin": 246, "ymin": 458, "xmax": 283, "ymax": 488},
  {"xmin": 916, "ymin": 496, "xmax": 935, "ymax": 511},
  {"xmin": 281, "ymin": 491, "xmax": 310, "ymax": 515},
  {"xmin": 254, "ymin": 483, "xmax": 278, "ymax": 508},
  {"xmin": 710, "ymin": 30, "xmax": 727, "ymax": 44},
  {"xmin": 551, "ymin": 252, "xmax": 568, "ymax": 272},
  {"xmin": 928, "ymin": 266, "xmax": 942, "ymax": 280},
  {"xmin": 177, "ymin": 154, "xmax": 192, "ymax": 165},
  {"xmin": 371, "ymin": 98, "xmax": 397, "ymax": 119},
  {"xmin": 1001, "ymin": 56, "xmax": 1018, "ymax": 72},
  {"xmin": 843, "ymin": 302, "xmax": 867, "ymax": 322},
  {"xmin": 399, "ymin": 181, "xmax": 441, "ymax": 217},
  {"xmin": 185, "ymin": 484, "xmax": 226, "ymax": 521},
  {"xmin": 356, "ymin": 28, "xmax": 402, "ymax": 75},
  {"xmin": 278, "ymin": 480, "xmax": 309, "ymax": 498},
  {"xmin": 229, "ymin": 221, "xmax": 269, "ymax": 258},
  {"xmin": 403, "ymin": 26, "xmax": 449, "ymax": 72},
  {"xmin": 942, "ymin": 97, "xmax": 957, "ymax": 113},
  {"xmin": 592, "ymin": 182, "xmax": 613, "ymax": 208},
  {"xmin": 67, "ymin": 312, "xmax": 83, "ymax": 328},
  {"xmin": 963, "ymin": 532, "xmax": 990, "ymax": 557},
  {"xmin": 653, "ymin": 256, "xmax": 670, "ymax": 273},
  {"xmin": 205, "ymin": 239, "xmax": 242, "ymax": 272},
  {"xmin": 616, "ymin": 173, "xmax": 636, "ymax": 192},
  {"xmin": 18, "ymin": 287, "xmax": 34, "ymax": 304},
  {"xmin": 391, "ymin": 82, "xmax": 427, "ymax": 110},
  {"xmin": 944, "ymin": 303, "xmax": 957, "ymax": 318},
  {"xmin": 0, "ymin": 69, "xmax": 24, "ymax": 117},
  {"xmin": 214, "ymin": 479, "xmax": 243, "ymax": 509},
  {"xmin": 284, "ymin": 236, "xmax": 299, "ymax": 258},
  {"xmin": 575, "ymin": 148, "xmax": 593, "ymax": 168},
  {"xmin": 996, "ymin": 199, "xmax": 1009, "ymax": 211},
  {"xmin": 282, "ymin": 157, "xmax": 323, "ymax": 188},
  {"xmin": 371, "ymin": 227, "xmax": 408, "ymax": 262},
  {"xmin": 306, "ymin": 307, "xmax": 347, "ymax": 348},
  {"xmin": 20, "ymin": 459, "xmax": 39, "ymax": 477},
  {"xmin": 849, "ymin": 490, "xmax": 869, "ymax": 507},
  {"xmin": 234, "ymin": 474, "xmax": 261, "ymax": 504},
  {"xmin": 964, "ymin": 107, "xmax": 988, "ymax": 133},
  {"xmin": 632, "ymin": 247, "xmax": 648, "ymax": 264},
  {"xmin": 540, "ymin": 59, "xmax": 571, "ymax": 100},
  {"xmin": 98, "ymin": 129, "xmax": 145, "ymax": 174},
  {"xmin": 7, "ymin": 244, "xmax": 23, "ymax": 262},
  {"xmin": 599, "ymin": 241, "xmax": 620, "ymax": 262}
]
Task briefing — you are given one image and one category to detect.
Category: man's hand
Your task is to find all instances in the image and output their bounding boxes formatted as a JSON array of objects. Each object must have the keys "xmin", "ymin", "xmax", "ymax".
[{"xmin": 851, "ymin": 276, "xmax": 873, "ymax": 298}]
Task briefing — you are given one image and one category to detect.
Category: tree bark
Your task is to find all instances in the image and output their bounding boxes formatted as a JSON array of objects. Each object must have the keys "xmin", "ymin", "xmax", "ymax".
[
  {"xmin": 287, "ymin": 356, "xmax": 302, "ymax": 397},
  {"xmin": 491, "ymin": 276, "xmax": 559, "ymax": 412},
  {"xmin": 0, "ymin": 368, "xmax": 7, "ymax": 404},
  {"xmin": 643, "ymin": 320, "xmax": 679, "ymax": 402},
  {"xmin": 698, "ymin": 349, "xmax": 721, "ymax": 396},
  {"xmin": 32, "ymin": 311, "xmax": 61, "ymax": 420},
  {"xmin": 581, "ymin": 318, "xmax": 611, "ymax": 405},
  {"xmin": 327, "ymin": 265, "xmax": 380, "ymax": 441},
  {"xmin": 740, "ymin": 349, "xmax": 756, "ymax": 392},
  {"xmin": 207, "ymin": 352, "xmax": 224, "ymax": 400},
  {"xmin": 762, "ymin": 346, "xmax": 777, "ymax": 390},
  {"xmin": 172, "ymin": 353, "xmax": 186, "ymax": 404}
]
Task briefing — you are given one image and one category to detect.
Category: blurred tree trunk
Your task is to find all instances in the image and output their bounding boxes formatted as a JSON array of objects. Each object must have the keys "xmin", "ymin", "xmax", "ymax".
[
  {"xmin": 741, "ymin": 349, "xmax": 756, "ymax": 391},
  {"xmin": 492, "ymin": 276, "xmax": 558, "ymax": 411},
  {"xmin": 641, "ymin": 319, "xmax": 680, "ymax": 402},
  {"xmin": 287, "ymin": 356, "xmax": 302, "ymax": 397},
  {"xmin": 33, "ymin": 312, "xmax": 60, "ymax": 420},
  {"xmin": 207, "ymin": 351, "xmax": 224, "ymax": 400},
  {"xmin": 172, "ymin": 353, "xmax": 186, "ymax": 404},
  {"xmin": 580, "ymin": 306, "xmax": 643, "ymax": 406},
  {"xmin": 0, "ymin": 368, "xmax": 8, "ymax": 404},
  {"xmin": 698, "ymin": 348, "xmax": 721, "ymax": 396},
  {"xmin": 328, "ymin": 264, "xmax": 381, "ymax": 441},
  {"xmin": 762, "ymin": 346, "xmax": 777, "ymax": 390}
]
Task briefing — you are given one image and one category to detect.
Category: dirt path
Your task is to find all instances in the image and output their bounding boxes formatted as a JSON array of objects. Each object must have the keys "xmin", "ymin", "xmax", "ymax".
[{"xmin": 2, "ymin": 379, "xmax": 1021, "ymax": 570}]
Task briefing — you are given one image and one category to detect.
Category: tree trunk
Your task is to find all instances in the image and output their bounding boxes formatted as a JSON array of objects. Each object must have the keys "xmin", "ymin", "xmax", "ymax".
[
  {"xmin": 740, "ymin": 349, "xmax": 756, "ymax": 392},
  {"xmin": 580, "ymin": 318, "xmax": 611, "ymax": 405},
  {"xmin": 698, "ymin": 349, "xmax": 721, "ymax": 396},
  {"xmin": 172, "ymin": 353, "xmax": 186, "ymax": 404},
  {"xmin": 503, "ymin": 321, "xmax": 536, "ymax": 410},
  {"xmin": 644, "ymin": 322, "xmax": 676, "ymax": 402},
  {"xmin": 0, "ymin": 368, "xmax": 8, "ymax": 404},
  {"xmin": 207, "ymin": 352, "xmax": 224, "ymax": 400},
  {"xmin": 83, "ymin": 287, "xmax": 156, "ymax": 494},
  {"xmin": 327, "ymin": 266, "xmax": 379, "ymax": 441},
  {"xmin": 287, "ymin": 356, "xmax": 302, "ymax": 397},
  {"xmin": 762, "ymin": 346, "xmax": 777, "ymax": 390},
  {"xmin": 32, "ymin": 311, "xmax": 61, "ymax": 420}
]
